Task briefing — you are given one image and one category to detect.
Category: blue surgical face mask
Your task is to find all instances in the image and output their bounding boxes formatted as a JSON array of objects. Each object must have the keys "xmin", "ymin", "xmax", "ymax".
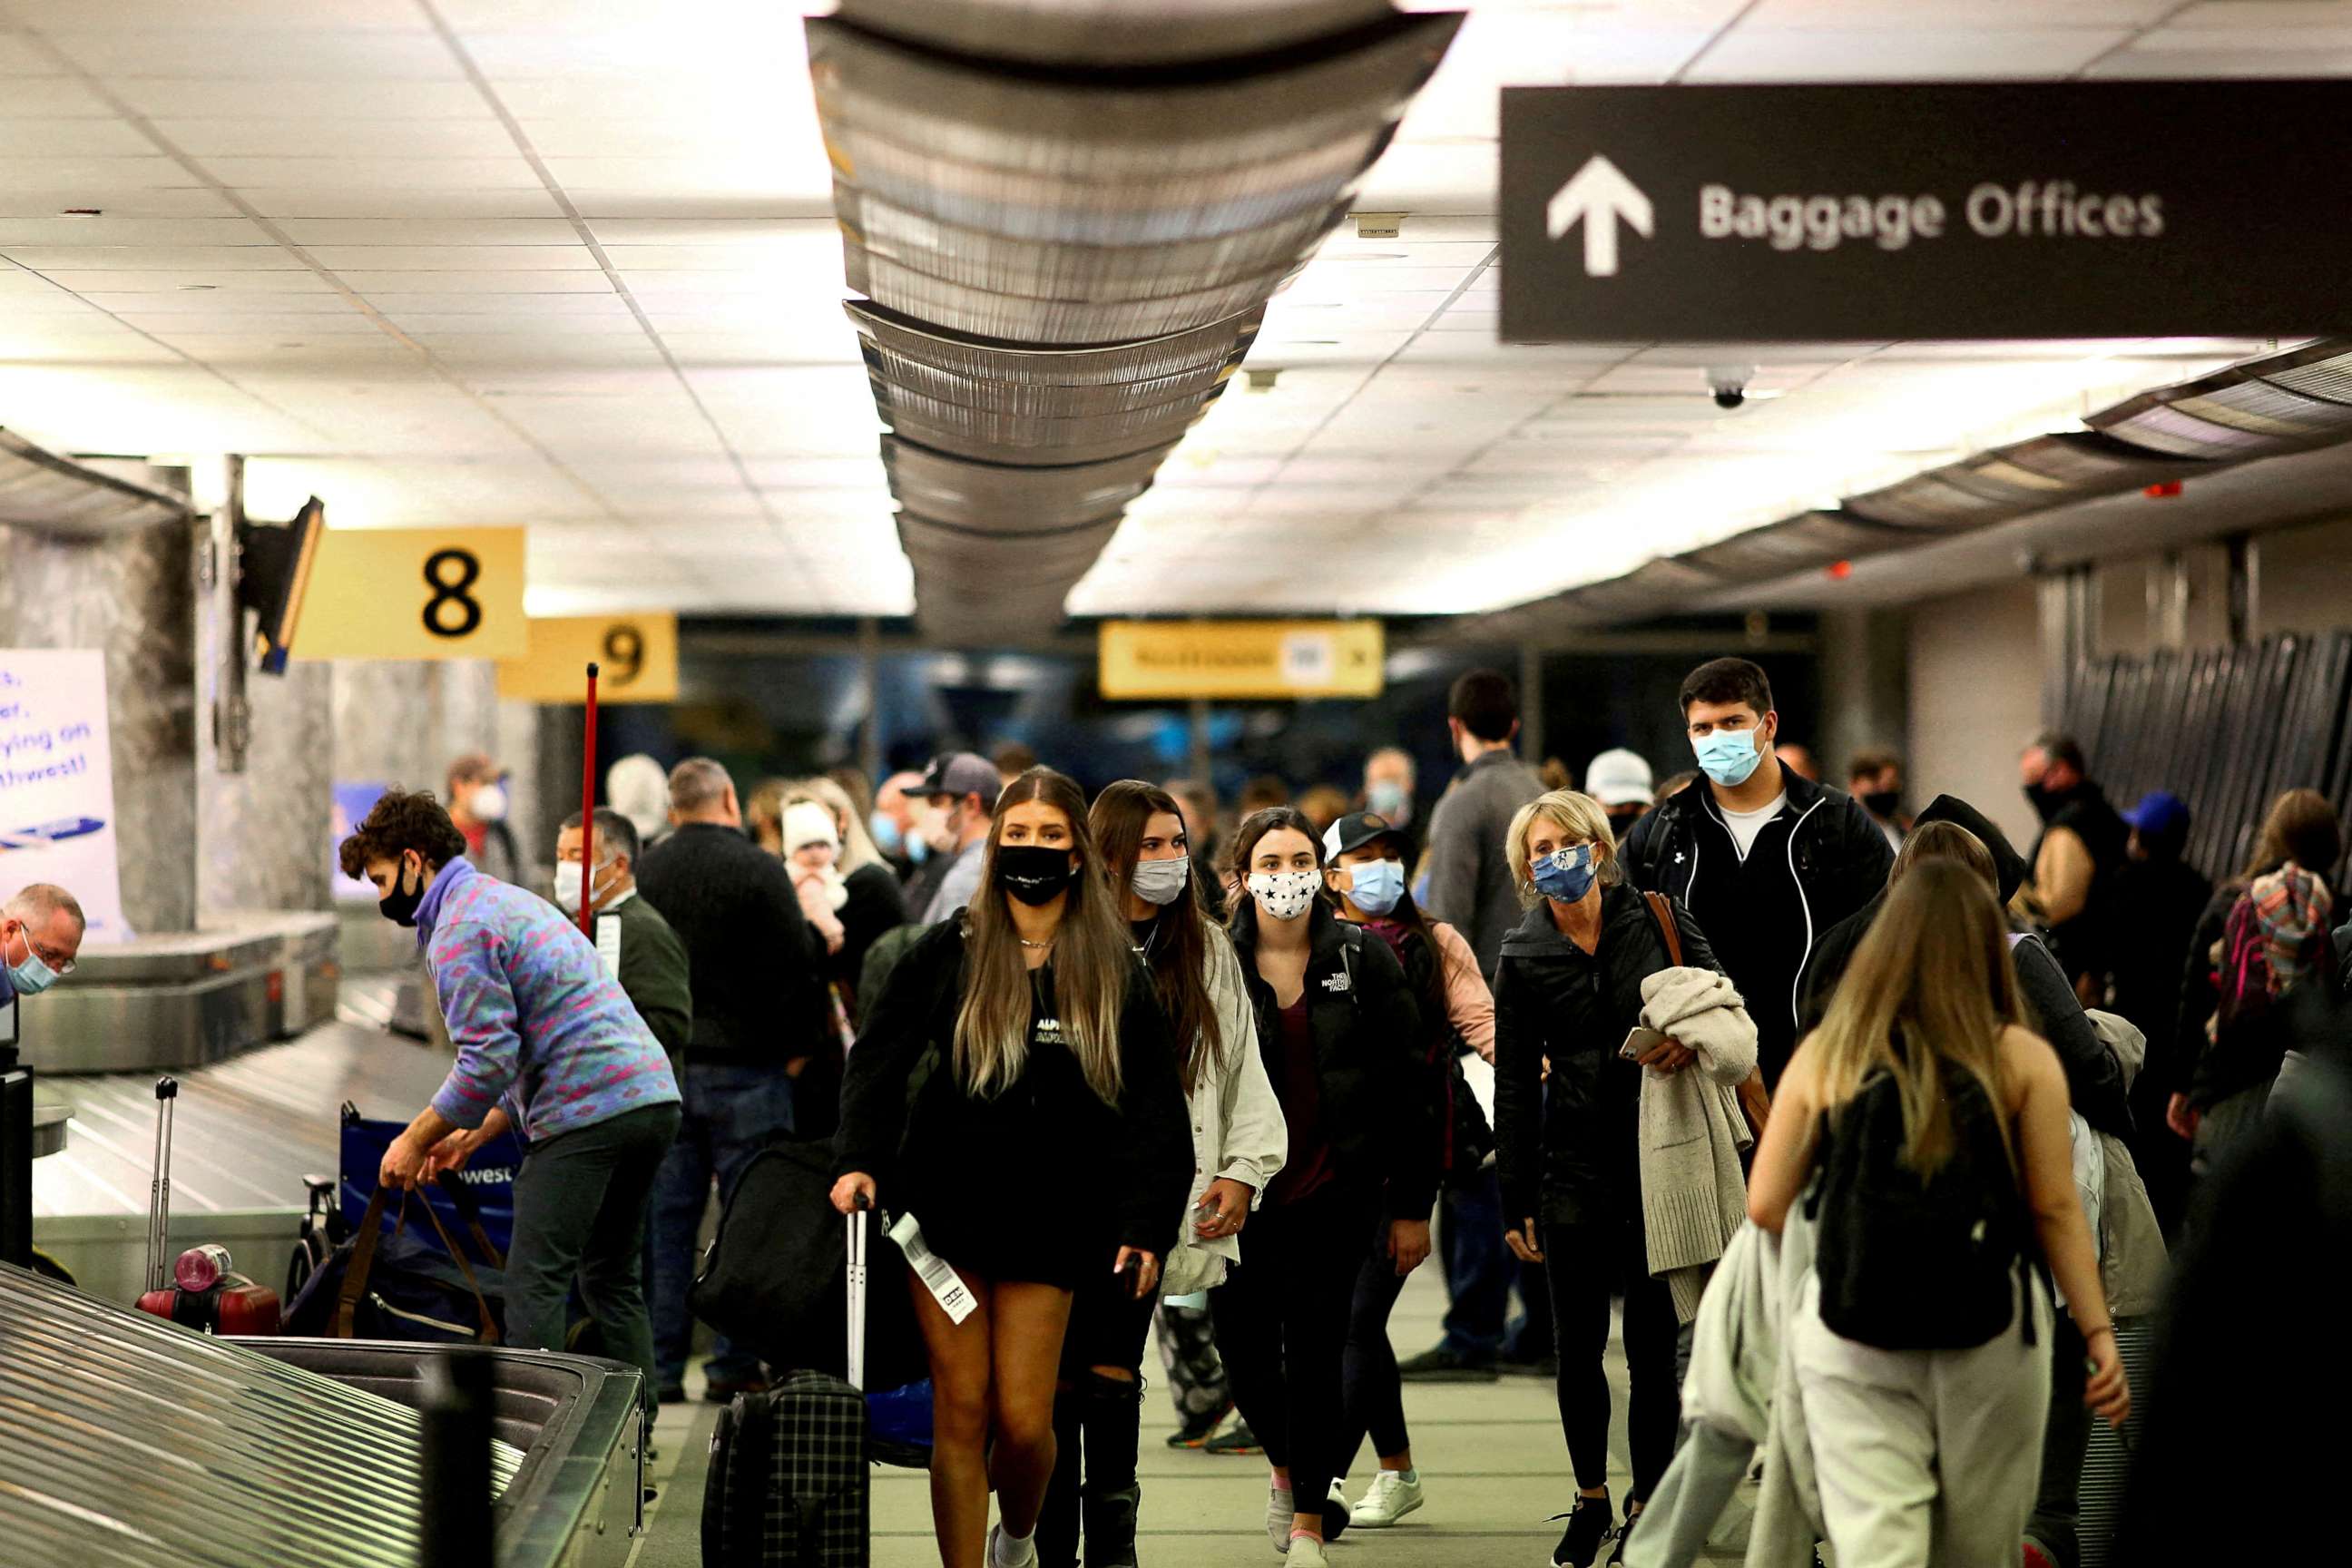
[
  {"xmin": 5, "ymin": 924, "xmax": 59, "ymax": 995},
  {"xmin": 1367, "ymin": 780, "xmax": 1408, "ymax": 819},
  {"xmin": 1692, "ymin": 727, "xmax": 1763, "ymax": 788},
  {"xmin": 1532, "ymin": 843, "xmax": 1597, "ymax": 904},
  {"xmin": 868, "ymin": 810, "xmax": 904, "ymax": 856},
  {"xmin": 1346, "ymin": 859, "xmax": 1406, "ymax": 916}
]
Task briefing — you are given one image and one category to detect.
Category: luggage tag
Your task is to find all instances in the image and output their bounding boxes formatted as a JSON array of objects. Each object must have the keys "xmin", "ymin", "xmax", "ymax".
[{"xmin": 888, "ymin": 1211, "xmax": 977, "ymax": 1325}]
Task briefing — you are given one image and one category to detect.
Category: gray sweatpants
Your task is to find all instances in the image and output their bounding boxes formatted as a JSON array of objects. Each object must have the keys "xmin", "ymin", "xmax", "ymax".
[
  {"xmin": 508, "ymin": 1102, "xmax": 682, "ymax": 1421},
  {"xmin": 1792, "ymin": 1273, "xmax": 2052, "ymax": 1568}
]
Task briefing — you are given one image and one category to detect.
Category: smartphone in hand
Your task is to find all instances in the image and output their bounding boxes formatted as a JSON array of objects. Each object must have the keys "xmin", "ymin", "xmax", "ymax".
[{"xmin": 1621, "ymin": 1025, "xmax": 1670, "ymax": 1062}]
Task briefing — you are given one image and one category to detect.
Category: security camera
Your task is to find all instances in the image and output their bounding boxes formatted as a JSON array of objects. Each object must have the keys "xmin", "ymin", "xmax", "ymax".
[{"xmin": 1707, "ymin": 364, "xmax": 1755, "ymax": 410}]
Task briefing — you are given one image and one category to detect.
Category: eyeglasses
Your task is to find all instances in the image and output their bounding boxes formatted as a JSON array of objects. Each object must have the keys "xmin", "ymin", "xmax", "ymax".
[{"xmin": 7, "ymin": 922, "xmax": 75, "ymax": 977}]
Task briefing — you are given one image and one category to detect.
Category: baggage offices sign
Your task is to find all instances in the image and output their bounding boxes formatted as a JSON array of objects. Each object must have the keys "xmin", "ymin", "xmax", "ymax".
[
  {"xmin": 289, "ymin": 528, "xmax": 526, "ymax": 661},
  {"xmin": 1098, "ymin": 621, "xmax": 1385, "ymax": 700},
  {"xmin": 0, "ymin": 650, "xmax": 129, "ymax": 942},
  {"xmin": 1500, "ymin": 82, "xmax": 2352, "ymax": 340},
  {"xmin": 495, "ymin": 613, "xmax": 679, "ymax": 704}
]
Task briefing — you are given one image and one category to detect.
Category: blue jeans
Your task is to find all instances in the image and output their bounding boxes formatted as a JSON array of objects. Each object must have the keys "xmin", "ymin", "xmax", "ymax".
[
  {"xmin": 1439, "ymin": 1170, "xmax": 1553, "ymax": 1361},
  {"xmin": 648, "ymin": 1060, "xmax": 797, "ymax": 1388}
]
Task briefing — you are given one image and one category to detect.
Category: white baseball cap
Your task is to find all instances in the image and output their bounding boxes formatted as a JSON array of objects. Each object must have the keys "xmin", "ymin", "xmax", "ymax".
[{"xmin": 1585, "ymin": 748, "xmax": 1654, "ymax": 808}]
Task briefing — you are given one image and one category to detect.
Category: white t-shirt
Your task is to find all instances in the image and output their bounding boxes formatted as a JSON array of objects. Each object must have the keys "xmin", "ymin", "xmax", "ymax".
[{"xmin": 1718, "ymin": 792, "xmax": 1788, "ymax": 860}]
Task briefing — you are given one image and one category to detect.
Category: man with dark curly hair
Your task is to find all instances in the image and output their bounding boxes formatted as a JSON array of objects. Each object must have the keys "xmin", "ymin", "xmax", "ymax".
[{"xmin": 341, "ymin": 787, "xmax": 681, "ymax": 1418}]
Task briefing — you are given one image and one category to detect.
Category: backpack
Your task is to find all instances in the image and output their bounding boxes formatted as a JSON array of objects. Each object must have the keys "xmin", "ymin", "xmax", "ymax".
[
  {"xmin": 1808, "ymin": 1049, "xmax": 2035, "ymax": 1351},
  {"xmin": 2210, "ymin": 892, "xmax": 2277, "ymax": 1045}
]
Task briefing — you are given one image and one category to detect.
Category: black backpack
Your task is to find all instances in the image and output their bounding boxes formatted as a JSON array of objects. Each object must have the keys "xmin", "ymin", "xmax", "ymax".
[{"xmin": 1808, "ymin": 1054, "xmax": 2036, "ymax": 1351}]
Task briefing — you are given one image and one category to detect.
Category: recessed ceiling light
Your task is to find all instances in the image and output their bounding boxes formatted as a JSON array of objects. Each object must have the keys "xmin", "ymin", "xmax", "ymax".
[
  {"xmin": 60, "ymin": 208, "xmax": 100, "ymax": 217},
  {"xmin": 179, "ymin": 283, "xmax": 216, "ymax": 291}
]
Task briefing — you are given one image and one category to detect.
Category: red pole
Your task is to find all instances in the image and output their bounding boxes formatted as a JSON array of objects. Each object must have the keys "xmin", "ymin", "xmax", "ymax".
[{"xmin": 578, "ymin": 661, "xmax": 600, "ymax": 936}]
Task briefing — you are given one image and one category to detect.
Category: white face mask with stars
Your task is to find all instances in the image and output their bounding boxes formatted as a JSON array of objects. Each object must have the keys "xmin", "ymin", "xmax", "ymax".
[{"xmin": 1248, "ymin": 868, "xmax": 1321, "ymax": 923}]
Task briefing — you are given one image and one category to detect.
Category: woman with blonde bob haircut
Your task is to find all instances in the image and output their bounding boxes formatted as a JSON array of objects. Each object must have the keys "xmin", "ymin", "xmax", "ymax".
[
  {"xmin": 835, "ymin": 768, "xmax": 1192, "ymax": 1568},
  {"xmin": 1748, "ymin": 860, "xmax": 2129, "ymax": 1568},
  {"xmin": 1493, "ymin": 789, "xmax": 1740, "ymax": 1567}
]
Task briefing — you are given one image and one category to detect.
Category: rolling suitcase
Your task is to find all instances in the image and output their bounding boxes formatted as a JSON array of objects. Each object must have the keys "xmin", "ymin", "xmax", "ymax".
[
  {"xmin": 132, "ymin": 1076, "xmax": 284, "ymax": 1335},
  {"xmin": 702, "ymin": 1204, "xmax": 876, "ymax": 1567}
]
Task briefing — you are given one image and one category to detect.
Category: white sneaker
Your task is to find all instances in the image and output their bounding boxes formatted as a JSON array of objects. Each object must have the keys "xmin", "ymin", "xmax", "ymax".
[
  {"xmin": 1323, "ymin": 1479, "xmax": 1353, "ymax": 1541},
  {"xmin": 1287, "ymin": 1535, "xmax": 1331, "ymax": 1568},
  {"xmin": 1351, "ymin": 1469, "xmax": 1426, "ymax": 1528},
  {"xmin": 1267, "ymin": 1487, "xmax": 1296, "ymax": 1553},
  {"xmin": 987, "ymin": 1524, "xmax": 1038, "ymax": 1568}
]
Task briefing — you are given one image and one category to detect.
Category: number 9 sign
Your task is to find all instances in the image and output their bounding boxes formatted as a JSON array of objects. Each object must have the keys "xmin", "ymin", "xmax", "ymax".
[{"xmin": 498, "ymin": 613, "xmax": 678, "ymax": 704}]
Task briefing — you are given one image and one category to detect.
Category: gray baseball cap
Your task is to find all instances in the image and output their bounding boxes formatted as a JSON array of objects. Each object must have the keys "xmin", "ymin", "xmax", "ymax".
[{"xmin": 920, "ymin": 752, "xmax": 1002, "ymax": 809}]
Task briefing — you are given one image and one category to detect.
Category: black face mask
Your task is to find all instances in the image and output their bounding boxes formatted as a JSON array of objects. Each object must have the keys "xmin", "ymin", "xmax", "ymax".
[
  {"xmin": 378, "ymin": 855, "xmax": 426, "ymax": 927},
  {"xmin": 1861, "ymin": 789, "xmax": 1901, "ymax": 819},
  {"xmin": 995, "ymin": 845, "xmax": 1077, "ymax": 906}
]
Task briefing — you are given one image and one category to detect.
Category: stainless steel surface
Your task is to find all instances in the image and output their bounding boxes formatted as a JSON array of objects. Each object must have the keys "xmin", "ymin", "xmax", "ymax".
[
  {"xmin": 31, "ymin": 1102, "xmax": 67, "ymax": 1159},
  {"xmin": 23, "ymin": 967, "xmax": 274, "ymax": 1073},
  {"xmin": 251, "ymin": 1340, "xmax": 646, "ymax": 1568},
  {"xmin": 0, "ymin": 1265, "xmax": 573, "ymax": 1568},
  {"xmin": 33, "ymin": 1021, "xmax": 452, "ymax": 1221},
  {"xmin": 24, "ymin": 913, "xmax": 345, "ymax": 1073}
]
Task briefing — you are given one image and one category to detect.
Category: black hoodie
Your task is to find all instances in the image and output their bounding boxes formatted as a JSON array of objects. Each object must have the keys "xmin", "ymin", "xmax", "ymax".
[{"xmin": 1796, "ymin": 793, "xmax": 2133, "ymax": 1140}]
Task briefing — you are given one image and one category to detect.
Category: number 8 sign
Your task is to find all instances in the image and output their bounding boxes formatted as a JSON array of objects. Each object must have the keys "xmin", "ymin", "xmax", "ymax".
[{"xmin": 289, "ymin": 529, "xmax": 527, "ymax": 661}]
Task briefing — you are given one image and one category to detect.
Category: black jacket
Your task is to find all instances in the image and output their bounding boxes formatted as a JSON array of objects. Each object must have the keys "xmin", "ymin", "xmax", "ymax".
[
  {"xmin": 1228, "ymin": 899, "xmax": 1441, "ymax": 1220},
  {"xmin": 1493, "ymin": 885, "xmax": 1722, "ymax": 1229},
  {"xmin": 637, "ymin": 821, "xmax": 827, "ymax": 1069},
  {"xmin": 1622, "ymin": 766, "xmax": 1892, "ymax": 1086},
  {"xmin": 1797, "ymin": 792, "xmax": 2132, "ymax": 1139},
  {"xmin": 833, "ymin": 920, "xmax": 1192, "ymax": 1256},
  {"xmin": 834, "ymin": 862, "xmax": 909, "ymax": 1017},
  {"xmin": 2026, "ymin": 779, "xmax": 2129, "ymax": 984}
]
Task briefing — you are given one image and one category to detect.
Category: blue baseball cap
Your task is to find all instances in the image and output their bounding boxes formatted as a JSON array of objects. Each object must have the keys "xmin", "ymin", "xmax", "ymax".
[{"xmin": 2122, "ymin": 791, "xmax": 2190, "ymax": 840}]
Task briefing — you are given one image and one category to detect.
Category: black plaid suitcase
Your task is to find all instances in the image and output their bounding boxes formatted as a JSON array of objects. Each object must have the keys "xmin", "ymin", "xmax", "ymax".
[{"xmin": 703, "ymin": 1207, "xmax": 876, "ymax": 1566}]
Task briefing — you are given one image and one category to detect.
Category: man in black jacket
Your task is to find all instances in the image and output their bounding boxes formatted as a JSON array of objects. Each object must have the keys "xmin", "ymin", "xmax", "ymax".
[
  {"xmin": 1622, "ymin": 657, "xmax": 1892, "ymax": 1089},
  {"xmin": 2019, "ymin": 732, "xmax": 2129, "ymax": 997},
  {"xmin": 635, "ymin": 757, "xmax": 828, "ymax": 1404}
]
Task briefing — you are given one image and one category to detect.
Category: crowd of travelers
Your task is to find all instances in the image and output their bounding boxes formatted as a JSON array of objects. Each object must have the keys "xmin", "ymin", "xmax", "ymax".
[{"xmin": 323, "ymin": 652, "xmax": 2347, "ymax": 1568}]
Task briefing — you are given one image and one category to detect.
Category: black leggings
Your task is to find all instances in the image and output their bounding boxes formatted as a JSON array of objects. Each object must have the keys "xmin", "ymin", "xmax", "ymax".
[
  {"xmin": 1210, "ymin": 1183, "xmax": 1373, "ymax": 1508},
  {"xmin": 1037, "ymin": 1271, "xmax": 1156, "ymax": 1568},
  {"xmin": 1337, "ymin": 1231, "xmax": 1411, "ymax": 1479},
  {"xmin": 1543, "ymin": 1214, "xmax": 1681, "ymax": 1501}
]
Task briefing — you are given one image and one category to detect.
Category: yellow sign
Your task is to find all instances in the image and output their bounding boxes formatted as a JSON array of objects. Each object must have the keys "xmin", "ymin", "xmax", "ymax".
[
  {"xmin": 290, "ymin": 528, "xmax": 527, "ymax": 661},
  {"xmin": 497, "ymin": 614, "xmax": 680, "ymax": 704},
  {"xmin": 1099, "ymin": 620, "xmax": 1386, "ymax": 701}
]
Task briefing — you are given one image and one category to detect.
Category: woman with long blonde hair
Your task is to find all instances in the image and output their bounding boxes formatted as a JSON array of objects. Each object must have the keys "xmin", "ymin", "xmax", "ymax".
[
  {"xmin": 834, "ymin": 768, "xmax": 1192, "ymax": 1568},
  {"xmin": 1747, "ymin": 860, "xmax": 2129, "ymax": 1567}
]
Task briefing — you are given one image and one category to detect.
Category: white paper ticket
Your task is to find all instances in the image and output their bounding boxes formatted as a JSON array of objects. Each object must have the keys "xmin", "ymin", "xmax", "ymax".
[{"xmin": 888, "ymin": 1211, "xmax": 976, "ymax": 1325}]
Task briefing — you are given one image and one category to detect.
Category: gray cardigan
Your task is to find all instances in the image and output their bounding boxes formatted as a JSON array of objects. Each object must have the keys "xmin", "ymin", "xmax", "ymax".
[{"xmin": 1423, "ymin": 749, "xmax": 1548, "ymax": 978}]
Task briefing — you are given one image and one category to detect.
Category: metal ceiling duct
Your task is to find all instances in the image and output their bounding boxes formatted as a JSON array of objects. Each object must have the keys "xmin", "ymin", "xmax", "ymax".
[
  {"xmin": 0, "ymin": 429, "xmax": 190, "ymax": 534},
  {"xmin": 809, "ymin": 6, "xmax": 1464, "ymax": 641},
  {"xmin": 1429, "ymin": 338, "xmax": 2352, "ymax": 642},
  {"xmin": 833, "ymin": 0, "xmax": 1397, "ymax": 66},
  {"xmin": 1677, "ymin": 511, "xmax": 1912, "ymax": 579},
  {"xmin": 881, "ymin": 437, "xmax": 1172, "ymax": 533}
]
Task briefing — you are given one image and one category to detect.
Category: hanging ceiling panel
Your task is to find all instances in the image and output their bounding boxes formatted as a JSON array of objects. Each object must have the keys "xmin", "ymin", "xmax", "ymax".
[
  {"xmin": 848, "ymin": 302, "xmax": 1260, "ymax": 408},
  {"xmin": 832, "ymin": 0, "xmax": 1396, "ymax": 66},
  {"xmin": 870, "ymin": 381, "xmax": 1220, "ymax": 466},
  {"xmin": 843, "ymin": 238, "xmax": 1308, "ymax": 346},
  {"xmin": 880, "ymin": 436, "xmax": 1172, "ymax": 532},
  {"xmin": 1677, "ymin": 511, "xmax": 1911, "ymax": 580}
]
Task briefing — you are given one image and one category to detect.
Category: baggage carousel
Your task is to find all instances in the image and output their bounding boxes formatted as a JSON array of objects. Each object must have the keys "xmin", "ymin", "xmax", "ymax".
[
  {"xmin": 0, "ymin": 1263, "xmax": 645, "ymax": 1567},
  {"xmin": 29, "ymin": 1001, "xmax": 457, "ymax": 1301}
]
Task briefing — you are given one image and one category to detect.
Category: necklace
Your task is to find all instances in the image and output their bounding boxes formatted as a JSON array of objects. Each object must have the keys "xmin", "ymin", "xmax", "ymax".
[{"xmin": 1018, "ymin": 936, "xmax": 1054, "ymax": 950}]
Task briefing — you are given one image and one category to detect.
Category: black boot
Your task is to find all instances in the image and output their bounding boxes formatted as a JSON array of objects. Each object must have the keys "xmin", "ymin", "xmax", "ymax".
[
  {"xmin": 1035, "ymin": 1391, "xmax": 1084, "ymax": 1568},
  {"xmin": 1081, "ymin": 1483, "xmax": 1142, "ymax": 1568}
]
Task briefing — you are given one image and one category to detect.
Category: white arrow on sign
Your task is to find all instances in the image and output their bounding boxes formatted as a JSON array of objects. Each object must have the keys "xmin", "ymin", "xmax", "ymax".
[{"xmin": 1545, "ymin": 155, "xmax": 1653, "ymax": 278}]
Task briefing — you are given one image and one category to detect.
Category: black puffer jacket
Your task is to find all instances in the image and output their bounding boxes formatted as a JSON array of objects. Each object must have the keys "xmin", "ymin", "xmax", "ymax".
[
  {"xmin": 1229, "ymin": 899, "xmax": 1440, "ymax": 1221},
  {"xmin": 1797, "ymin": 793, "xmax": 2133, "ymax": 1140},
  {"xmin": 1492, "ymin": 884, "xmax": 1723, "ymax": 1230},
  {"xmin": 1622, "ymin": 767, "xmax": 1891, "ymax": 1085}
]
